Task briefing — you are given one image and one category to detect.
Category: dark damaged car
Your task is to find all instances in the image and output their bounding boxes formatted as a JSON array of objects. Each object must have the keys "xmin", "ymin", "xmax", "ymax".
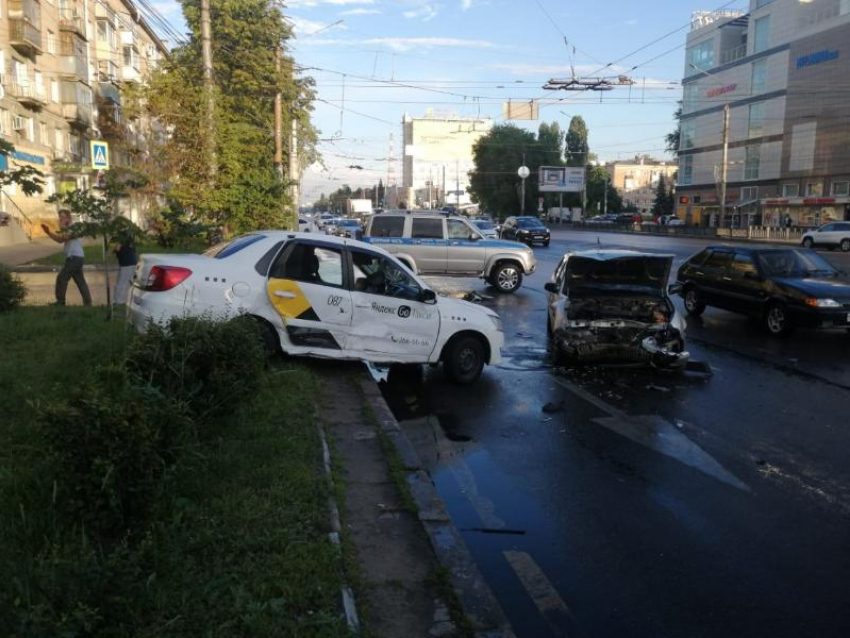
[{"xmin": 545, "ymin": 250, "xmax": 689, "ymax": 368}]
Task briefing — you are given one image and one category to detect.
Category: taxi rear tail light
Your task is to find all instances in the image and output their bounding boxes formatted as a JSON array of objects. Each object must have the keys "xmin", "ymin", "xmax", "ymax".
[{"xmin": 144, "ymin": 266, "xmax": 193, "ymax": 291}]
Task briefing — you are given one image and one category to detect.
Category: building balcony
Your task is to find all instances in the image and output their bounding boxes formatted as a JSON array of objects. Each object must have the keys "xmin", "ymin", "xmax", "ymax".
[
  {"xmin": 7, "ymin": 81, "xmax": 47, "ymax": 108},
  {"xmin": 9, "ymin": 18, "xmax": 43, "ymax": 56},
  {"xmin": 97, "ymin": 82, "xmax": 121, "ymax": 104},
  {"xmin": 94, "ymin": 3, "xmax": 117, "ymax": 25},
  {"xmin": 98, "ymin": 60, "xmax": 120, "ymax": 84},
  {"xmin": 60, "ymin": 55, "xmax": 88, "ymax": 82},
  {"xmin": 120, "ymin": 29, "xmax": 138, "ymax": 47},
  {"xmin": 720, "ymin": 43, "xmax": 747, "ymax": 65},
  {"xmin": 121, "ymin": 66, "xmax": 141, "ymax": 83},
  {"xmin": 58, "ymin": 9, "xmax": 86, "ymax": 38},
  {"xmin": 63, "ymin": 103, "xmax": 93, "ymax": 130}
]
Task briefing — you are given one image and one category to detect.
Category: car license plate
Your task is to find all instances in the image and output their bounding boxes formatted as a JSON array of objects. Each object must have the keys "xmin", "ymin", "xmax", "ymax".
[{"xmin": 534, "ymin": 235, "xmax": 543, "ymax": 240}]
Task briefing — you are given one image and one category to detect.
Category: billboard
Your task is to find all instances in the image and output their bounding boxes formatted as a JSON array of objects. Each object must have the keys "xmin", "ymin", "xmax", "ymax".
[
  {"xmin": 502, "ymin": 101, "xmax": 539, "ymax": 121},
  {"xmin": 539, "ymin": 166, "xmax": 585, "ymax": 193}
]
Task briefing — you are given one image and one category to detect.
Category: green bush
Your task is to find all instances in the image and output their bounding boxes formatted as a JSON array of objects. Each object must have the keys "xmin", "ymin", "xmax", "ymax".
[
  {"xmin": 126, "ymin": 315, "xmax": 266, "ymax": 418},
  {"xmin": 37, "ymin": 365, "xmax": 192, "ymax": 536},
  {"xmin": 0, "ymin": 264, "xmax": 26, "ymax": 312}
]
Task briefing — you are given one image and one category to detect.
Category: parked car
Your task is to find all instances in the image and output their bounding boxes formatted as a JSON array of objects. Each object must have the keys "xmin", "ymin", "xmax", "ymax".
[
  {"xmin": 471, "ymin": 219, "xmax": 499, "ymax": 239},
  {"xmin": 676, "ymin": 246, "xmax": 850, "ymax": 336},
  {"xmin": 500, "ymin": 216, "xmax": 551, "ymax": 246},
  {"xmin": 544, "ymin": 250, "xmax": 689, "ymax": 368},
  {"xmin": 298, "ymin": 217, "xmax": 318, "ymax": 233},
  {"xmin": 615, "ymin": 213, "xmax": 637, "ymax": 224},
  {"xmin": 585, "ymin": 214, "xmax": 617, "ymax": 224},
  {"xmin": 128, "ymin": 232, "xmax": 505, "ymax": 384},
  {"xmin": 332, "ymin": 218, "xmax": 362, "ymax": 239},
  {"xmin": 364, "ymin": 211, "xmax": 536, "ymax": 293},
  {"xmin": 801, "ymin": 222, "xmax": 850, "ymax": 252}
]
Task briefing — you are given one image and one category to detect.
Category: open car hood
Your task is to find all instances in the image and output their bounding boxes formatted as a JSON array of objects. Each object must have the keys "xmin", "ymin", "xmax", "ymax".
[{"xmin": 566, "ymin": 253, "xmax": 673, "ymax": 294}]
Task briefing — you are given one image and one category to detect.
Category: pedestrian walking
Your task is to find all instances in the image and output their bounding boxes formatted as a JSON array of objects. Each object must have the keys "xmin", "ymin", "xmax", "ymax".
[
  {"xmin": 41, "ymin": 210, "xmax": 92, "ymax": 306},
  {"xmin": 113, "ymin": 233, "xmax": 138, "ymax": 306}
]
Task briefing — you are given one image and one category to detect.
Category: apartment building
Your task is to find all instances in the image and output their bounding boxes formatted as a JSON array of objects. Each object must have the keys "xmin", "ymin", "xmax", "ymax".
[
  {"xmin": 605, "ymin": 156, "xmax": 679, "ymax": 214},
  {"xmin": 402, "ymin": 112, "xmax": 493, "ymax": 209},
  {"xmin": 0, "ymin": 0, "xmax": 167, "ymax": 246},
  {"xmin": 677, "ymin": 0, "xmax": 850, "ymax": 228}
]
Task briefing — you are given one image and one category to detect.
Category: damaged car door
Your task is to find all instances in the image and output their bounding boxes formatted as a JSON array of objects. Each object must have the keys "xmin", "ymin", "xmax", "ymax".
[{"xmin": 546, "ymin": 251, "xmax": 689, "ymax": 368}]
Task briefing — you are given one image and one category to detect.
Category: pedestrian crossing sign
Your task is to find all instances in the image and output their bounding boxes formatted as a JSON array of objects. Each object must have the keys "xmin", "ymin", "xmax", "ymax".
[{"xmin": 90, "ymin": 141, "xmax": 110, "ymax": 170}]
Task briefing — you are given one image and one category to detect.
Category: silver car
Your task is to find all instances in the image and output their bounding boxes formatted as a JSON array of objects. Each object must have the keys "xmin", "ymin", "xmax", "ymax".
[{"xmin": 364, "ymin": 211, "xmax": 537, "ymax": 293}]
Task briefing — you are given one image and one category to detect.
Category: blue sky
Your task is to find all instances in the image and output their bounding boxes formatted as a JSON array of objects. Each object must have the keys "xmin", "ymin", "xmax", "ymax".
[{"xmin": 153, "ymin": 0, "xmax": 751, "ymax": 204}]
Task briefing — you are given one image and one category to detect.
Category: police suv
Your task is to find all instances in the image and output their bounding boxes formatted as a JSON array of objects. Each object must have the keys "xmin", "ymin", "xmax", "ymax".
[{"xmin": 364, "ymin": 211, "xmax": 537, "ymax": 293}]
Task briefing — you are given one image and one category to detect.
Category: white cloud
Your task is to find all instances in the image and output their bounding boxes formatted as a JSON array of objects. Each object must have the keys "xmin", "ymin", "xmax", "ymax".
[
  {"xmin": 340, "ymin": 8, "xmax": 382, "ymax": 15},
  {"xmin": 287, "ymin": 0, "xmax": 376, "ymax": 7},
  {"xmin": 289, "ymin": 15, "xmax": 348, "ymax": 35},
  {"xmin": 461, "ymin": 0, "xmax": 472, "ymax": 9},
  {"xmin": 308, "ymin": 36, "xmax": 497, "ymax": 52},
  {"xmin": 402, "ymin": 4, "xmax": 440, "ymax": 21}
]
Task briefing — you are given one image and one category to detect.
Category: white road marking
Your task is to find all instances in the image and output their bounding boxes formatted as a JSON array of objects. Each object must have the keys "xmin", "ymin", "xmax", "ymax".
[
  {"xmin": 503, "ymin": 550, "xmax": 583, "ymax": 637},
  {"xmin": 552, "ymin": 376, "xmax": 749, "ymax": 492}
]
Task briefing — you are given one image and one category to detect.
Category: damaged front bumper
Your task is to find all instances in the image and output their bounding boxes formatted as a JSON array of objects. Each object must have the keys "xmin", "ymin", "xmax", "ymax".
[{"xmin": 554, "ymin": 321, "xmax": 690, "ymax": 369}]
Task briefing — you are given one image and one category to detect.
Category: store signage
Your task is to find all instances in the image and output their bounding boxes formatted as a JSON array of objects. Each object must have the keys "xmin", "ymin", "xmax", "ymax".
[
  {"xmin": 796, "ymin": 50, "xmax": 839, "ymax": 69},
  {"xmin": 11, "ymin": 151, "xmax": 46, "ymax": 165},
  {"xmin": 679, "ymin": 196, "xmax": 690, "ymax": 205},
  {"xmin": 706, "ymin": 84, "xmax": 737, "ymax": 98},
  {"xmin": 803, "ymin": 197, "xmax": 836, "ymax": 205},
  {"xmin": 52, "ymin": 162, "xmax": 88, "ymax": 173}
]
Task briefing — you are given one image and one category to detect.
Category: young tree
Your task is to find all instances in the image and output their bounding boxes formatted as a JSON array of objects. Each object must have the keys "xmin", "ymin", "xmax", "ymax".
[
  {"xmin": 651, "ymin": 175, "xmax": 669, "ymax": 218},
  {"xmin": 586, "ymin": 166, "xmax": 622, "ymax": 214},
  {"xmin": 468, "ymin": 124, "xmax": 537, "ymax": 218},
  {"xmin": 48, "ymin": 169, "xmax": 146, "ymax": 320},
  {"xmin": 565, "ymin": 116, "xmax": 589, "ymax": 167}
]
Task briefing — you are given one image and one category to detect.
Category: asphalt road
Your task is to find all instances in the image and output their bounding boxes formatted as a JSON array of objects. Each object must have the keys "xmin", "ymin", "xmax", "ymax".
[{"xmin": 380, "ymin": 229, "xmax": 850, "ymax": 638}]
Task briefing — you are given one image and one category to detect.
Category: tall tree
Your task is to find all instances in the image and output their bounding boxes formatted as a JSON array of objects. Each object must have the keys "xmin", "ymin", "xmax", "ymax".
[
  {"xmin": 144, "ymin": 0, "xmax": 317, "ymax": 235},
  {"xmin": 585, "ymin": 166, "xmax": 622, "ymax": 214},
  {"xmin": 651, "ymin": 175, "xmax": 669, "ymax": 217},
  {"xmin": 665, "ymin": 102, "xmax": 682, "ymax": 154},
  {"xmin": 565, "ymin": 116, "xmax": 589, "ymax": 167}
]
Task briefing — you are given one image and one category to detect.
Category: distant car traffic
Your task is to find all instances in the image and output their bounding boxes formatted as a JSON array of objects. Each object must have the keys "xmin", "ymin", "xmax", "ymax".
[
  {"xmin": 500, "ymin": 216, "xmax": 551, "ymax": 246},
  {"xmin": 545, "ymin": 250, "xmax": 689, "ymax": 368},
  {"xmin": 331, "ymin": 218, "xmax": 362, "ymax": 239},
  {"xmin": 471, "ymin": 219, "xmax": 499, "ymax": 239},
  {"xmin": 676, "ymin": 246, "xmax": 850, "ymax": 336},
  {"xmin": 801, "ymin": 222, "xmax": 850, "ymax": 252},
  {"xmin": 128, "ymin": 232, "xmax": 505, "ymax": 384},
  {"xmin": 364, "ymin": 210, "xmax": 536, "ymax": 293},
  {"xmin": 298, "ymin": 217, "xmax": 318, "ymax": 233}
]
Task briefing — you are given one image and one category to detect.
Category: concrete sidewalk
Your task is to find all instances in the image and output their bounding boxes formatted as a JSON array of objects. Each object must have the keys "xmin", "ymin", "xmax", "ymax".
[
  {"xmin": 0, "ymin": 238, "xmax": 62, "ymax": 267},
  {"xmin": 315, "ymin": 362, "xmax": 513, "ymax": 637}
]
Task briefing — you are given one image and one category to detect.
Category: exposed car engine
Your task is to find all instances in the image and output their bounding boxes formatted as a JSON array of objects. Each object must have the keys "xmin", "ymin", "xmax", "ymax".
[{"xmin": 554, "ymin": 294, "xmax": 688, "ymax": 367}]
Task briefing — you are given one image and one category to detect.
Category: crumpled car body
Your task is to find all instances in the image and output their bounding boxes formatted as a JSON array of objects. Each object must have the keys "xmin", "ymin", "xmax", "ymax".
[{"xmin": 545, "ymin": 250, "xmax": 690, "ymax": 369}]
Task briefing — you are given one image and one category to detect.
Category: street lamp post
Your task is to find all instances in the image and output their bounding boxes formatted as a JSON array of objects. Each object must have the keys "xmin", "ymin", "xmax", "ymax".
[{"xmin": 518, "ymin": 156, "xmax": 530, "ymax": 215}]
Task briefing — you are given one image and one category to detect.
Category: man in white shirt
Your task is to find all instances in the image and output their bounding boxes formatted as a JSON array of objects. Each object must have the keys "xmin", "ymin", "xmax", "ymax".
[{"xmin": 41, "ymin": 210, "xmax": 92, "ymax": 306}]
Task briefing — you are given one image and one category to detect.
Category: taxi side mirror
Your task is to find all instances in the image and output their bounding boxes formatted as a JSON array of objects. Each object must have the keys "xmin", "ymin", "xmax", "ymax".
[
  {"xmin": 544, "ymin": 282, "xmax": 560, "ymax": 294},
  {"xmin": 419, "ymin": 289, "xmax": 437, "ymax": 304},
  {"xmin": 667, "ymin": 282, "xmax": 683, "ymax": 295}
]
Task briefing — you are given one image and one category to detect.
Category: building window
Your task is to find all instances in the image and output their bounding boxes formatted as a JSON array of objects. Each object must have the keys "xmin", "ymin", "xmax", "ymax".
[
  {"xmin": 741, "ymin": 186, "xmax": 759, "ymax": 202},
  {"xmin": 39, "ymin": 122, "xmax": 47, "ymax": 146},
  {"xmin": 805, "ymin": 182, "xmax": 823, "ymax": 197},
  {"xmin": 756, "ymin": 0, "xmax": 773, "ymax": 8},
  {"xmin": 782, "ymin": 184, "xmax": 799, "ymax": 197},
  {"xmin": 69, "ymin": 134, "xmax": 80, "ymax": 155},
  {"xmin": 687, "ymin": 39, "xmax": 715, "ymax": 69},
  {"xmin": 0, "ymin": 109, "xmax": 8, "ymax": 136},
  {"xmin": 683, "ymin": 84, "xmax": 700, "ymax": 112},
  {"xmin": 744, "ymin": 145, "xmax": 761, "ymax": 180},
  {"xmin": 681, "ymin": 120, "xmax": 696, "ymax": 150},
  {"xmin": 843, "ymin": 0, "xmax": 850, "ymax": 16},
  {"xmin": 47, "ymin": 30, "xmax": 57, "ymax": 55},
  {"xmin": 753, "ymin": 16, "xmax": 771, "ymax": 53},
  {"xmin": 681, "ymin": 155, "xmax": 693, "ymax": 185},
  {"xmin": 24, "ymin": 117, "xmax": 34, "ymax": 142},
  {"xmin": 751, "ymin": 59, "xmax": 767, "ymax": 95},
  {"xmin": 51, "ymin": 79, "xmax": 59, "ymax": 102},
  {"xmin": 748, "ymin": 102, "xmax": 765, "ymax": 138},
  {"xmin": 54, "ymin": 129, "xmax": 64, "ymax": 151},
  {"xmin": 831, "ymin": 181, "xmax": 849, "ymax": 196}
]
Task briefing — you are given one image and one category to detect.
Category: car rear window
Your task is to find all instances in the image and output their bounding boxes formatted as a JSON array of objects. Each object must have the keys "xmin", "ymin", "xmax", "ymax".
[
  {"xmin": 412, "ymin": 218, "xmax": 444, "ymax": 239},
  {"xmin": 207, "ymin": 234, "xmax": 266, "ymax": 259},
  {"xmin": 370, "ymin": 216, "xmax": 405, "ymax": 238}
]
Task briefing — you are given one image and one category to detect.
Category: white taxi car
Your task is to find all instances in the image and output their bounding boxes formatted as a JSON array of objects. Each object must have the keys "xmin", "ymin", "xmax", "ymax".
[{"xmin": 128, "ymin": 232, "xmax": 504, "ymax": 384}]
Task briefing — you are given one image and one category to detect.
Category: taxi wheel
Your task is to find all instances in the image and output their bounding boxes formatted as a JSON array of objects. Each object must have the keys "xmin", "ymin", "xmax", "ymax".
[
  {"xmin": 444, "ymin": 336, "xmax": 485, "ymax": 385},
  {"xmin": 491, "ymin": 263, "xmax": 523, "ymax": 294},
  {"xmin": 254, "ymin": 317, "xmax": 281, "ymax": 356}
]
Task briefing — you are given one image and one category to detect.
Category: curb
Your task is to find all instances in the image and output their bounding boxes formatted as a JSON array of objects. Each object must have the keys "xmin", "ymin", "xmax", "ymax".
[
  {"xmin": 12, "ymin": 264, "xmax": 119, "ymax": 273},
  {"xmin": 355, "ymin": 368, "xmax": 516, "ymax": 638}
]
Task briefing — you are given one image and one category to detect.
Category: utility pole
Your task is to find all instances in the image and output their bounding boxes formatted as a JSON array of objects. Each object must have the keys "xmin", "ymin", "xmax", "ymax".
[
  {"xmin": 456, "ymin": 160, "xmax": 460, "ymax": 211},
  {"xmin": 274, "ymin": 47, "xmax": 283, "ymax": 180},
  {"xmin": 603, "ymin": 171, "xmax": 609, "ymax": 214},
  {"xmin": 520, "ymin": 153, "xmax": 527, "ymax": 214},
  {"xmin": 719, "ymin": 103, "xmax": 730, "ymax": 229},
  {"xmin": 200, "ymin": 0, "xmax": 216, "ymax": 178}
]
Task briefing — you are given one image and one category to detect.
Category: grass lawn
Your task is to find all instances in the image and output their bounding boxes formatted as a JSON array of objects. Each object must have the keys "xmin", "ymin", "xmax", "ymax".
[
  {"xmin": 32, "ymin": 240, "xmax": 207, "ymax": 268},
  {"xmin": 0, "ymin": 307, "xmax": 351, "ymax": 636}
]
